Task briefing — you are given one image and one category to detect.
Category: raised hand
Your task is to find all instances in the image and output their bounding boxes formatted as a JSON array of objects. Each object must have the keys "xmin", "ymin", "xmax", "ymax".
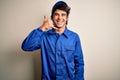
[{"xmin": 40, "ymin": 16, "xmax": 57, "ymax": 31}]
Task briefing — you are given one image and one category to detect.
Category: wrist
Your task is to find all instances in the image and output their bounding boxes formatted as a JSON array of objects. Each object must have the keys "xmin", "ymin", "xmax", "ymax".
[{"xmin": 40, "ymin": 25, "xmax": 47, "ymax": 31}]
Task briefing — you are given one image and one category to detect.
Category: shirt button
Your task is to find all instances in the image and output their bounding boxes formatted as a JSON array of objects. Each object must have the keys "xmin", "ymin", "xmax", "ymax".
[{"xmin": 56, "ymin": 69, "xmax": 63, "ymax": 76}]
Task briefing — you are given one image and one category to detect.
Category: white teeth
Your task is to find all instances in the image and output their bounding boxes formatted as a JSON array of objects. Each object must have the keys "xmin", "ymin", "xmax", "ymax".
[
  {"xmin": 58, "ymin": 22, "xmax": 62, "ymax": 23},
  {"xmin": 57, "ymin": 21, "xmax": 62, "ymax": 23}
]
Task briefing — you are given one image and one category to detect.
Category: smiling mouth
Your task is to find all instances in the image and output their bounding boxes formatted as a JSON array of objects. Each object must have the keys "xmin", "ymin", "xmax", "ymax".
[
  {"xmin": 57, "ymin": 22, "xmax": 62, "ymax": 25},
  {"xmin": 53, "ymin": 19, "xmax": 65, "ymax": 28},
  {"xmin": 57, "ymin": 20, "xmax": 63, "ymax": 24}
]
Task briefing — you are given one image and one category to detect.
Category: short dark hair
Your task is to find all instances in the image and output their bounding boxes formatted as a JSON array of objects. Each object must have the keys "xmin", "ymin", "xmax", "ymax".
[{"xmin": 51, "ymin": 1, "xmax": 71, "ymax": 19}]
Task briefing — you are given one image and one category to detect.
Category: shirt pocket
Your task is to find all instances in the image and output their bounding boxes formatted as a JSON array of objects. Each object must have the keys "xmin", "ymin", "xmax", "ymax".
[{"xmin": 62, "ymin": 46, "xmax": 75, "ymax": 62}]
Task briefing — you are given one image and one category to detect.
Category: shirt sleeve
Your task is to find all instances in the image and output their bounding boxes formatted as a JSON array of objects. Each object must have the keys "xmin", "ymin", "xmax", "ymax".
[
  {"xmin": 21, "ymin": 28, "xmax": 44, "ymax": 51},
  {"xmin": 74, "ymin": 35, "xmax": 84, "ymax": 80}
]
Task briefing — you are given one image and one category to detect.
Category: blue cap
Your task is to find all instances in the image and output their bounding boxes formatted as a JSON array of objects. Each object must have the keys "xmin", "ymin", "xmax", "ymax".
[{"xmin": 51, "ymin": 1, "xmax": 70, "ymax": 18}]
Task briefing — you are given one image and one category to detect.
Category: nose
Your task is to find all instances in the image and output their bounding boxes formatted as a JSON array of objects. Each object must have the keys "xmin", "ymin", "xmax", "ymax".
[{"xmin": 58, "ymin": 15, "xmax": 62, "ymax": 20}]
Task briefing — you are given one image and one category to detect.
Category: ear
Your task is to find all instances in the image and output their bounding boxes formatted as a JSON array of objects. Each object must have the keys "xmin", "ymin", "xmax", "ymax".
[{"xmin": 66, "ymin": 16, "xmax": 69, "ymax": 24}]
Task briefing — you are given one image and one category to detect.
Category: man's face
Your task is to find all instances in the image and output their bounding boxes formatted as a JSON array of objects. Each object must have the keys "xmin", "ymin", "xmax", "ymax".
[{"xmin": 52, "ymin": 9, "xmax": 68, "ymax": 28}]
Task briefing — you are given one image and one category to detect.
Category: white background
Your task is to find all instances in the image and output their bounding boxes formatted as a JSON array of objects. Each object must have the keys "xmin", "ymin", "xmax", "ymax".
[{"xmin": 0, "ymin": 0, "xmax": 120, "ymax": 80}]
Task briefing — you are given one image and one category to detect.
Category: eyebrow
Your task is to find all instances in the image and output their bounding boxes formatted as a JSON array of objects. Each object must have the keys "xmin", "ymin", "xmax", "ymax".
[{"xmin": 54, "ymin": 12, "xmax": 67, "ymax": 14}]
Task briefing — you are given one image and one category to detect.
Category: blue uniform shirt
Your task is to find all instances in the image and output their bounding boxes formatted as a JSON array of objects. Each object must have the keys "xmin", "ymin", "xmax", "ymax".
[{"xmin": 22, "ymin": 28, "xmax": 84, "ymax": 80}]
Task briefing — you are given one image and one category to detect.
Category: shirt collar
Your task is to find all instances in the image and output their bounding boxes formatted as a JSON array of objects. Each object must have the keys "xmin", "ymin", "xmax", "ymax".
[
  {"xmin": 47, "ymin": 27, "xmax": 70, "ymax": 39},
  {"xmin": 62, "ymin": 28, "xmax": 69, "ymax": 38}
]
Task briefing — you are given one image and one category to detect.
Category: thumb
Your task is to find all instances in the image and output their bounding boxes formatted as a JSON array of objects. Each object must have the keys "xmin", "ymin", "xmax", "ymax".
[{"xmin": 44, "ymin": 16, "xmax": 47, "ymax": 21}]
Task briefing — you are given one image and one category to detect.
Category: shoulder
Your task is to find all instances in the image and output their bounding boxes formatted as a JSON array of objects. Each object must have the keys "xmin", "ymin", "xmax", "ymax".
[{"xmin": 67, "ymin": 29, "xmax": 80, "ymax": 38}]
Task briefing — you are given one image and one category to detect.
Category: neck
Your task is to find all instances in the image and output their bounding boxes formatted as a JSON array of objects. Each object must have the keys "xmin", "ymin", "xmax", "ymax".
[{"xmin": 55, "ymin": 26, "xmax": 66, "ymax": 34}]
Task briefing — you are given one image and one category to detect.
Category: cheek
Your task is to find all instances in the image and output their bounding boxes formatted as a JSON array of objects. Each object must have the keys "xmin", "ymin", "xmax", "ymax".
[
  {"xmin": 53, "ymin": 17, "xmax": 57, "ymax": 21},
  {"xmin": 52, "ymin": 18, "xmax": 57, "ymax": 25}
]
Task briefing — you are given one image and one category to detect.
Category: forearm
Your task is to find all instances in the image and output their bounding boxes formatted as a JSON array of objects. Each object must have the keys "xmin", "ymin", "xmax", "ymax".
[
  {"xmin": 74, "ymin": 35, "xmax": 84, "ymax": 80},
  {"xmin": 21, "ymin": 17, "xmax": 55, "ymax": 51},
  {"xmin": 74, "ymin": 58, "xmax": 84, "ymax": 80},
  {"xmin": 21, "ymin": 28, "xmax": 43, "ymax": 51}
]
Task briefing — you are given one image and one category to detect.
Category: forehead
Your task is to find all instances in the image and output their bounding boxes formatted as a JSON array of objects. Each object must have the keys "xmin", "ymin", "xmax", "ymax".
[{"xmin": 54, "ymin": 9, "xmax": 67, "ymax": 14}]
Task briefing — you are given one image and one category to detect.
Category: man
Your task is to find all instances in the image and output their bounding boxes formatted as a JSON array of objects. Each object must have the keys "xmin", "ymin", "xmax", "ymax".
[{"xmin": 22, "ymin": 1, "xmax": 84, "ymax": 80}]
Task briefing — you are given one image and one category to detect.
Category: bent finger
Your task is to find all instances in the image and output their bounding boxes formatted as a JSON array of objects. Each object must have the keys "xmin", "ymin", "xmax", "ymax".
[{"xmin": 44, "ymin": 16, "xmax": 47, "ymax": 21}]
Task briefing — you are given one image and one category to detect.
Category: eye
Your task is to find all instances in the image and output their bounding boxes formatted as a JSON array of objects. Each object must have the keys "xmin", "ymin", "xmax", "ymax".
[
  {"xmin": 62, "ymin": 13, "xmax": 66, "ymax": 16},
  {"xmin": 54, "ymin": 13, "xmax": 59, "ymax": 16}
]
